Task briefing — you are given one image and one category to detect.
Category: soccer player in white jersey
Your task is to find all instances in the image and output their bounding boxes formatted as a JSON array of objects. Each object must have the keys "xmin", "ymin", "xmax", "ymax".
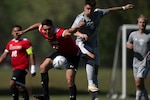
[
  {"xmin": 127, "ymin": 15, "xmax": 150, "ymax": 100},
  {"xmin": 71, "ymin": 0, "xmax": 134, "ymax": 99}
]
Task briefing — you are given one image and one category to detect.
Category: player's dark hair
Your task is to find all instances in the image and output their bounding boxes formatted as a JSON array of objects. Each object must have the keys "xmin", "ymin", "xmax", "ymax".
[
  {"xmin": 12, "ymin": 25, "xmax": 22, "ymax": 31},
  {"xmin": 85, "ymin": 0, "xmax": 96, "ymax": 7},
  {"xmin": 41, "ymin": 19, "xmax": 53, "ymax": 26}
]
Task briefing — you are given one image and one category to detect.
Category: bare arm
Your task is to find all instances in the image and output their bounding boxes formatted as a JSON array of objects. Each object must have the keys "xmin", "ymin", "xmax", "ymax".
[
  {"xmin": 29, "ymin": 54, "xmax": 35, "ymax": 66},
  {"xmin": 0, "ymin": 52, "xmax": 8, "ymax": 64},
  {"xmin": 18, "ymin": 23, "xmax": 41, "ymax": 35},
  {"xmin": 107, "ymin": 4, "xmax": 134, "ymax": 12},
  {"xmin": 63, "ymin": 22, "xmax": 85, "ymax": 36}
]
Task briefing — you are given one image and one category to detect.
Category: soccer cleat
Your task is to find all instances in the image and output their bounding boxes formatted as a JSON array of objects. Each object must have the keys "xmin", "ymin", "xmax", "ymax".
[
  {"xmin": 88, "ymin": 84, "xmax": 99, "ymax": 92},
  {"xmin": 33, "ymin": 94, "xmax": 45, "ymax": 100},
  {"xmin": 94, "ymin": 97, "xmax": 99, "ymax": 100}
]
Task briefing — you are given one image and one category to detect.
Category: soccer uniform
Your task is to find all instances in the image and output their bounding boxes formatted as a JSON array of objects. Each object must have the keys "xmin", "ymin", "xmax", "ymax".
[
  {"xmin": 39, "ymin": 25, "xmax": 80, "ymax": 69},
  {"xmin": 72, "ymin": 8, "xmax": 109, "ymax": 65},
  {"xmin": 127, "ymin": 31, "xmax": 150, "ymax": 78},
  {"xmin": 5, "ymin": 37, "xmax": 33, "ymax": 84}
]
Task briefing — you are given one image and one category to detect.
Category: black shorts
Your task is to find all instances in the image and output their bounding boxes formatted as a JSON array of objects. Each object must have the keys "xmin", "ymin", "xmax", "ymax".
[
  {"xmin": 11, "ymin": 69, "xmax": 27, "ymax": 86},
  {"xmin": 47, "ymin": 51, "xmax": 80, "ymax": 70}
]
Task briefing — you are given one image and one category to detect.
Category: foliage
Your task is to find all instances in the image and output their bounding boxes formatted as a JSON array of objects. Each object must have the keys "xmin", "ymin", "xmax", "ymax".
[{"xmin": 0, "ymin": 0, "xmax": 150, "ymax": 66}]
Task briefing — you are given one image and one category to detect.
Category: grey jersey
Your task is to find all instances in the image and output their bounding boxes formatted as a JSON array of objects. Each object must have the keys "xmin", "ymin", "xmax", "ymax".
[
  {"xmin": 127, "ymin": 31, "xmax": 150, "ymax": 67},
  {"xmin": 72, "ymin": 8, "xmax": 109, "ymax": 48}
]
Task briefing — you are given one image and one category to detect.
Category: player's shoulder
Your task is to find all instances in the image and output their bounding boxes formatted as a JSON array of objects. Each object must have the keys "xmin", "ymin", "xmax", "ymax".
[
  {"xmin": 20, "ymin": 37, "xmax": 32, "ymax": 43},
  {"xmin": 130, "ymin": 30, "xmax": 138, "ymax": 35},
  {"xmin": 21, "ymin": 37, "xmax": 30, "ymax": 41},
  {"xmin": 76, "ymin": 12, "xmax": 84, "ymax": 18}
]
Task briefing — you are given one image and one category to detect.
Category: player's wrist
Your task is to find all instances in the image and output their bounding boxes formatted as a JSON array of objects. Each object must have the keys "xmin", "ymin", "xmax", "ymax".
[
  {"xmin": 31, "ymin": 65, "xmax": 36, "ymax": 74},
  {"xmin": 122, "ymin": 6, "xmax": 126, "ymax": 10}
]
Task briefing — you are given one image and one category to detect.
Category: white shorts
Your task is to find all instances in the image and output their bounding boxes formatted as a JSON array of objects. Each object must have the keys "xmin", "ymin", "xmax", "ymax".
[
  {"xmin": 133, "ymin": 61, "xmax": 150, "ymax": 79},
  {"xmin": 77, "ymin": 41, "xmax": 100, "ymax": 65}
]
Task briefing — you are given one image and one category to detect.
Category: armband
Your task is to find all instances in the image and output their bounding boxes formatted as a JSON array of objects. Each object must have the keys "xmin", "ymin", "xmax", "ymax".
[{"xmin": 26, "ymin": 47, "xmax": 33, "ymax": 55}]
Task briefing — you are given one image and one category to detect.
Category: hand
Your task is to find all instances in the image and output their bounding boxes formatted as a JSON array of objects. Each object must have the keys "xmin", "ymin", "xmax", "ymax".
[
  {"xmin": 124, "ymin": 4, "xmax": 134, "ymax": 10},
  {"xmin": 80, "ymin": 33, "xmax": 88, "ymax": 41},
  {"xmin": 77, "ymin": 22, "xmax": 85, "ymax": 29},
  {"xmin": 147, "ymin": 55, "xmax": 150, "ymax": 60}
]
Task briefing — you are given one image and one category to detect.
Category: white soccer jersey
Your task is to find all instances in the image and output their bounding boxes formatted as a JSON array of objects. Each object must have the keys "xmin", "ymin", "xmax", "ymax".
[
  {"xmin": 127, "ymin": 31, "xmax": 150, "ymax": 78},
  {"xmin": 72, "ymin": 8, "xmax": 109, "ymax": 48}
]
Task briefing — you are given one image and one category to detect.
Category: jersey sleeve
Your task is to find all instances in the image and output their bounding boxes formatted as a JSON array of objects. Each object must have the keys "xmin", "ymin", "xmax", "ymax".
[
  {"xmin": 127, "ymin": 32, "xmax": 134, "ymax": 44},
  {"xmin": 95, "ymin": 8, "xmax": 109, "ymax": 16},
  {"xmin": 71, "ymin": 14, "xmax": 85, "ymax": 28}
]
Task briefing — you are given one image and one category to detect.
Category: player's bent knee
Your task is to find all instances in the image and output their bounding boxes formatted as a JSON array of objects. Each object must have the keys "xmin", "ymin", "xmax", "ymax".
[{"xmin": 18, "ymin": 86, "xmax": 25, "ymax": 92}]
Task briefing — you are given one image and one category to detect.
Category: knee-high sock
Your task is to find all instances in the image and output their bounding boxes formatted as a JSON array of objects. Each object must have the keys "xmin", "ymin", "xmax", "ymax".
[
  {"xmin": 142, "ymin": 89, "xmax": 149, "ymax": 100},
  {"xmin": 41, "ymin": 72, "xmax": 49, "ymax": 100},
  {"xmin": 20, "ymin": 88, "xmax": 29, "ymax": 100},
  {"xmin": 86, "ymin": 60, "xmax": 95, "ymax": 86},
  {"xmin": 136, "ymin": 90, "xmax": 142, "ymax": 100},
  {"xmin": 11, "ymin": 86, "xmax": 19, "ymax": 100},
  {"xmin": 69, "ymin": 85, "xmax": 77, "ymax": 100}
]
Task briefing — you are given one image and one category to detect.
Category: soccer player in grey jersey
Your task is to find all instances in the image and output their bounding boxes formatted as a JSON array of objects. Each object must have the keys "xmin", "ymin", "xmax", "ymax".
[
  {"xmin": 71, "ymin": 0, "xmax": 134, "ymax": 99},
  {"xmin": 127, "ymin": 15, "xmax": 150, "ymax": 100}
]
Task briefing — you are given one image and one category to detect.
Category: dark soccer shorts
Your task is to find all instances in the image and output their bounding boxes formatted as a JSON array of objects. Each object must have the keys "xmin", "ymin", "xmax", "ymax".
[
  {"xmin": 11, "ymin": 69, "xmax": 27, "ymax": 86},
  {"xmin": 47, "ymin": 51, "xmax": 80, "ymax": 70}
]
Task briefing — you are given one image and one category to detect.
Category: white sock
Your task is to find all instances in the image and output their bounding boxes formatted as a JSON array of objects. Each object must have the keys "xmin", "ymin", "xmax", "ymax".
[
  {"xmin": 136, "ymin": 90, "xmax": 142, "ymax": 100},
  {"xmin": 86, "ymin": 60, "xmax": 95, "ymax": 86}
]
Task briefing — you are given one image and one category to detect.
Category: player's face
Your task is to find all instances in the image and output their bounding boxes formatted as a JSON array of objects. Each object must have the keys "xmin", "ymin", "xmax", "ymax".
[
  {"xmin": 11, "ymin": 27, "xmax": 21, "ymax": 39},
  {"xmin": 138, "ymin": 17, "xmax": 147, "ymax": 31},
  {"xmin": 84, "ymin": 4, "xmax": 95, "ymax": 17},
  {"xmin": 42, "ymin": 25, "xmax": 54, "ymax": 38}
]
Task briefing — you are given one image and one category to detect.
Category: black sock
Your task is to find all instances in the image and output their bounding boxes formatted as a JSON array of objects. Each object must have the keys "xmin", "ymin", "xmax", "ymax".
[
  {"xmin": 11, "ymin": 87, "xmax": 19, "ymax": 100},
  {"xmin": 69, "ymin": 85, "xmax": 77, "ymax": 100},
  {"xmin": 20, "ymin": 88, "xmax": 29, "ymax": 100},
  {"xmin": 41, "ymin": 72, "xmax": 49, "ymax": 100}
]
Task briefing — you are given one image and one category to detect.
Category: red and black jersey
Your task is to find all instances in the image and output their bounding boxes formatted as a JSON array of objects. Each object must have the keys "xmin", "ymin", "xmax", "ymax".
[
  {"xmin": 5, "ymin": 38, "xmax": 32, "ymax": 71},
  {"xmin": 39, "ymin": 25, "xmax": 79, "ymax": 55}
]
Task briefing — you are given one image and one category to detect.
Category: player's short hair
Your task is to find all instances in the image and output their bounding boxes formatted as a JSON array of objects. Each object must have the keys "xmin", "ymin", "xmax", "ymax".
[
  {"xmin": 137, "ymin": 14, "xmax": 148, "ymax": 23},
  {"xmin": 41, "ymin": 19, "xmax": 53, "ymax": 26},
  {"xmin": 85, "ymin": 0, "xmax": 96, "ymax": 7},
  {"xmin": 12, "ymin": 25, "xmax": 22, "ymax": 31}
]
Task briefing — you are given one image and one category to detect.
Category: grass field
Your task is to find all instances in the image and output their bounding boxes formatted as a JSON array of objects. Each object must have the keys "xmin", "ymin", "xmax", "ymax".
[{"xmin": 0, "ymin": 67, "xmax": 150, "ymax": 100}]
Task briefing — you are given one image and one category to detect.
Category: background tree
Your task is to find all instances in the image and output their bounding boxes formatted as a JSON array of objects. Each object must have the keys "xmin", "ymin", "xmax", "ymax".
[{"xmin": 0, "ymin": 0, "xmax": 149, "ymax": 67}]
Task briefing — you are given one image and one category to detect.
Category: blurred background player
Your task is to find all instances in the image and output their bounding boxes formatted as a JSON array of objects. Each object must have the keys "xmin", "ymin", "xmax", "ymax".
[
  {"xmin": 126, "ymin": 15, "xmax": 150, "ymax": 100},
  {"xmin": 18, "ymin": 19, "xmax": 86, "ymax": 100},
  {"xmin": 0, "ymin": 25, "xmax": 36, "ymax": 100},
  {"xmin": 71, "ymin": 0, "xmax": 134, "ymax": 99}
]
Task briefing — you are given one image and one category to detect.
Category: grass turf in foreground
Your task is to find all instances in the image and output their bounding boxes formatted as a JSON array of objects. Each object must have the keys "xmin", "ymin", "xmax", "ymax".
[
  {"xmin": 1, "ymin": 95, "xmax": 135, "ymax": 100},
  {"xmin": 0, "ymin": 67, "xmax": 150, "ymax": 100}
]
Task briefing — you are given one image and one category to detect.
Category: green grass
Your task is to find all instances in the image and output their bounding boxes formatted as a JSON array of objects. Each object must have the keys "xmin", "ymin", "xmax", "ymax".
[{"xmin": 0, "ymin": 67, "xmax": 150, "ymax": 100}]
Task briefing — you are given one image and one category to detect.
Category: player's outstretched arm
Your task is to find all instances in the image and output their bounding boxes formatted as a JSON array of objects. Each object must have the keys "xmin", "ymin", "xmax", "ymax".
[
  {"xmin": 107, "ymin": 4, "xmax": 134, "ymax": 12},
  {"xmin": 64, "ymin": 22, "xmax": 85, "ymax": 36},
  {"xmin": 18, "ymin": 23, "xmax": 41, "ymax": 35}
]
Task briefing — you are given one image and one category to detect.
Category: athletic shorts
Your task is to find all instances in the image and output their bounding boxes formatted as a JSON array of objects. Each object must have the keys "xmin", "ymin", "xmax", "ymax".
[
  {"xmin": 77, "ymin": 41, "xmax": 100, "ymax": 65},
  {"xmin": 47, "ymin": 51, "xmax": 80, "ymax": 70},
  {"xmin": 11, "ymin": 69, "xmax": 27, "ymax": 86},
  {"xmin": 133, "ymin": 60, "xmax": 150, "ymax": 79}
]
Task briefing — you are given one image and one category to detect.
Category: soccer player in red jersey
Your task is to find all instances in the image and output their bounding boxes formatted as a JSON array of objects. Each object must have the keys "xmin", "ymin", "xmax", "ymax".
[
  {"xmin": 0, "ymin": 25, "xmax": 36, "ymax": 100},
  {"xmin": 18, "ymin": 19, "xmax": 86, "ymax": 100}
]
